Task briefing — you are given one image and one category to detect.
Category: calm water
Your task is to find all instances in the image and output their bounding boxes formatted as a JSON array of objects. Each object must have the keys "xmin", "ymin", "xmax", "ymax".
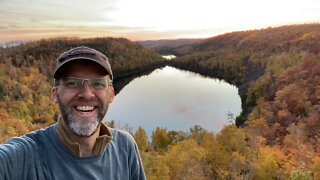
[{"xmin": 104, "ymin": 66, "xmax": 241, "ymax": 137}]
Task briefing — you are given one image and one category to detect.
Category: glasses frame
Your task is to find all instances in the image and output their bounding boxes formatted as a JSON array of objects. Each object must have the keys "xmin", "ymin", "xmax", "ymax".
[{"xmin": 55, "ymin": 77, "xmax": 113, "ymax": 90}]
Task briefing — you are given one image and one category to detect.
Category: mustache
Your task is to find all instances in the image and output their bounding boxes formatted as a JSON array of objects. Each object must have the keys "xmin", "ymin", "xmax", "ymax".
[{"xmin": 69, "ymin": 97, "xmax": 101, "ymax": 106}]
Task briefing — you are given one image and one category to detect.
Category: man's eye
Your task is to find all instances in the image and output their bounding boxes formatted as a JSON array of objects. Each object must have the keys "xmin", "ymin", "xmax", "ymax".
[
  {"xmin": 92, "ymin": 81, "xmax": 106, "ymax": 89},
  {"xmin": 65, "ymin": 80, "xmax": 80, "ymax": 88}
]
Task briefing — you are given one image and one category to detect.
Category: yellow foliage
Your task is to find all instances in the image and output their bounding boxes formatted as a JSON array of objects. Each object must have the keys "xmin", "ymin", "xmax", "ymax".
[
  {"xmin": 164, "ymin": 139, "xmax": 206, "ymax": 178},
  {"xmin": 252, "ymin": 147, "xmax": 280, "ymax": 179},
  {"xmin": 312, "ymin": 157, "xmax": 320, "ymax": 179},
  {"xmin": 0, "ymin": 112, "xmax": 36, "ymax": 143},
  {"xmin": 134, "ymin": 127, "xmax": 148, "ymax": 152}
]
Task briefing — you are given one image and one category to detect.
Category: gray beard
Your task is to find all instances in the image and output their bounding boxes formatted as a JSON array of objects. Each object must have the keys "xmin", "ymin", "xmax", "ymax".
[
  {"xmin": 65, "ymin": 113, "xmax": 100, "ymax": 137},
  {"xmin": 57, "ymin": 96, "xmax": 104, "ymax": 137}
]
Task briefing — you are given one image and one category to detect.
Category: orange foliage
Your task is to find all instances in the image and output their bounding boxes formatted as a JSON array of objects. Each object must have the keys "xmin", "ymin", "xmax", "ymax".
[{"xmin": 0, "ymin": 112, "xmax": 37, "ymax": 143}]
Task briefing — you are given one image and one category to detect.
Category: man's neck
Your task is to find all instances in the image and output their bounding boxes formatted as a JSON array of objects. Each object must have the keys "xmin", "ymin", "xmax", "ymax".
[{"xmin": 61, "ymin": 120, "xmax": 100, "ymax": 157}]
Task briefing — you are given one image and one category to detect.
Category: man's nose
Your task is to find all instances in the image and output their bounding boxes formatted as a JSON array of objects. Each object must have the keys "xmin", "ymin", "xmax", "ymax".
[{"xmin": 77, "ymin": 81, "xmax": 95, "ymax": 99}]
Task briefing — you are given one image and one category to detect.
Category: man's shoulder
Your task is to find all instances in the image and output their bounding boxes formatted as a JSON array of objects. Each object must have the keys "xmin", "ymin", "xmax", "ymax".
[
  {"xmin": 1, "ymin": 123, "xmax": 56, "ymax": 152},
  {"xmin": 0, "ymin": 126, "xmax": 56, "ymax": 180},
  {"xmin": 0, "ymin": 134, "xmax": 39, "ymax": 159},
  {"xmin": 110, "ymin": 128, "xmax": 133, "ymax": 139},
  {"xmin": 109, "ymin": 128, "xmax": 136, "ymax": 145}
]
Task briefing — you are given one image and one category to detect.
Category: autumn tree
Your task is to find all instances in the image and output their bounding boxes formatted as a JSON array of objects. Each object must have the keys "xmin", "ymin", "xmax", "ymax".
[
  {"xmin": 251, "ymin": 146, "xmax": 282, "ymax": 179},
  {"xmin": 206, "ymin": 125, "xmax": 250, "ymax": 178},
  {"xmin": 189, "ymin": 124, "xmax": 207, "ymax": 144},
  {"xmin": 151, "ymin": 127, "xmax": 170, "ymax": 152},
  {"xmin": 164, "ymin": 139, "xmax": 206, "ymax": 179},
  {"xmin": 134, "ymin": 127, "xmax": 148, "ymax": 152}
]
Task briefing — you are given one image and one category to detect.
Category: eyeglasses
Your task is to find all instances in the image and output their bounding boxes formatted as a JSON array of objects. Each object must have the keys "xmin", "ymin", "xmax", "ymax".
[{"xmin": 57, "ymin": 77, "xmax": 112, "ymax": 90}]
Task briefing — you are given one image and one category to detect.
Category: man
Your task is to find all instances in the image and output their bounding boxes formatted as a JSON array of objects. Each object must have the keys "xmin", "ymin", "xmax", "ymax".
[{"xmin": 0, "ymin": 46, "xmax": 146, "ymax": 179}]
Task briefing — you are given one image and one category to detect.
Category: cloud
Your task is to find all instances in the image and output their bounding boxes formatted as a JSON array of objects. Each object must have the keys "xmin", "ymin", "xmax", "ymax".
[
  {"xmin": 0, "ymin": 0, "xmax": 116, "ymax": 27},
  {"xmin": 0, "ymin": 26, "xmax": 8, "ymax": 30},
  {"xmin": 1, "ymin": 0, "xmax": 320, "ymax": 41}
]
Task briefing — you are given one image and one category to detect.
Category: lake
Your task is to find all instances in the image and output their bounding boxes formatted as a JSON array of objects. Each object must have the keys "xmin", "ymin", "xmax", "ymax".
[{"xmin": 104, "ymin": 66, "xmax": 242, "ymax": 138}]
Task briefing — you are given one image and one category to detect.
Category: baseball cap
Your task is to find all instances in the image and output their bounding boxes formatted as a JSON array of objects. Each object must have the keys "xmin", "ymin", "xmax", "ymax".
[{"xmin": 53, "ymin": 46, "xmax": 113, "ymax": 80}]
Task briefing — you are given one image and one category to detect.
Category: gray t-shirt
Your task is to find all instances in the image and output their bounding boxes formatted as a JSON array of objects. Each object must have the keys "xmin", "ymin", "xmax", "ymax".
[{"xmin": 0, "ymin": 123, "xmax": 146, "ymax": 180}]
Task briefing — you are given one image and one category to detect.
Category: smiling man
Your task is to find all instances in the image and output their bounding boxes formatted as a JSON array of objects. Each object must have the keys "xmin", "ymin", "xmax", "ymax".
[{"xmin": 0, "ymin": 46, "xmax": 146, "ymax": 179}]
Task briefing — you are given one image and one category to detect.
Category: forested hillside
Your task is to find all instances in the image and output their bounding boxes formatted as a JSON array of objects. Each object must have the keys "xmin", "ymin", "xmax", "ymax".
[
  {"xmin": 138, "ymin": 56, "xmax": 320, "ymax": 179},
  {"xmin": 0, "ymin": 37, "xmax": 164, "ymax": 142},
  {"xmin": 169, "ymin": 24, "xmax": 320, "ymax": 125},
  {"xmin": 1, "ymin": 24, "xmax": 320, "ymax": 179},
  {"xmin": 138, "ymin": 24, "xmax": 319, "ymax": 178}
]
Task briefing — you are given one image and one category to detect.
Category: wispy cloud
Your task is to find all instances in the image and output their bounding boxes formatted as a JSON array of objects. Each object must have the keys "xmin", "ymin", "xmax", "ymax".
[
  {"xmin": 0, "ymin": 1, "xmax": 115, "ymax": 25},
  {"xmin": 0, "ymin": 0, "xmax": 319, "ymax": 41}
]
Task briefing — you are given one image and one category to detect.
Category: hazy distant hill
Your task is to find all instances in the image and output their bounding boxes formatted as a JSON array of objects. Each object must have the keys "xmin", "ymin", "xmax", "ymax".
[
  {"xmin": 168, "ymin": 24, "xmax": 320, "ymax": 127},
  {"xmin": 138, "ymin": 39, "xmax": 202, "ymax": 55},
  {"xmin": 0, "ymin": 37, "xmax": 164, "ymax": 80}
]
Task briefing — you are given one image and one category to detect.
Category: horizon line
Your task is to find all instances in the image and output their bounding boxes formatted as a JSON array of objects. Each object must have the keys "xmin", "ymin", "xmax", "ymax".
[{"xmin": 1, "ymin": 22, "xmax": 319, "ymax": 47}]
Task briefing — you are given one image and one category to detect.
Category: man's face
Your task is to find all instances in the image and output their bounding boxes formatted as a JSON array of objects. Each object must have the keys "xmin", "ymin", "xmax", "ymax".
[{"xmin": 52, "ymin": 62, "xmax": 114, "ymax": 137}]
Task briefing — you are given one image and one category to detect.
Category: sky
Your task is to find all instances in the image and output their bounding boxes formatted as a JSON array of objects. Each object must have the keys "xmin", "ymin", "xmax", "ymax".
[{"xmin": 0, "ymin": 0, "xmax": 319, "ymax": 43}]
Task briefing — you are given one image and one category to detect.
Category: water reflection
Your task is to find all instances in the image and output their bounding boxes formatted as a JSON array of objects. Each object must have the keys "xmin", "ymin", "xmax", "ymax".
[
  {"xmin": 162, "ymin": 55, "xmax": 176, "ymax": 60},
  {"xmin": 104, "ymin": 66, "xmax": 242, "ymax": 138}
]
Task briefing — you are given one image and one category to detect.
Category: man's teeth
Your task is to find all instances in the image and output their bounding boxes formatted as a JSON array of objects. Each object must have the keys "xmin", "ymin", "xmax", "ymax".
[{"xmin": 76, "ymin": 106, "xmax": 95, "ymax": 111}]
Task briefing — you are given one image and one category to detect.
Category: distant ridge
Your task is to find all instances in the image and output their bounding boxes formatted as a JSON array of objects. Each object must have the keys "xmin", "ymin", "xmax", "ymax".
[
  {"xmin": 138, "ymin": 39, "xmax": 202, "ymax": 55},
  {"xmin": 167, "ymin": 23, "xmax": 320, "ymax": 125}
]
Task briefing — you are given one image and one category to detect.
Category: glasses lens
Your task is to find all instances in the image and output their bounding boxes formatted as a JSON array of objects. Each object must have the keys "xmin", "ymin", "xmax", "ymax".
[
  {"xmin": 62, "ymin": 77, "xmax": 82, "ymax": 88},
  {"xmin": 91, "ymin": 79, "xmax": 108, "ymax": 89},
  {"xmin": 60, "ymin": 77, "xmax": 111, "ymax": 90}
]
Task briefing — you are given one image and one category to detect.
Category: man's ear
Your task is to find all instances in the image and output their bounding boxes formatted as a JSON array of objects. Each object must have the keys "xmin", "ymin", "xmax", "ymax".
[
  {"xmin": 51, "ymin": 87, "xmax": 58, "ymax": 102},
  {"xmin": 109, "ymin": 86, "xmax": 115, "ymax": 103}
]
